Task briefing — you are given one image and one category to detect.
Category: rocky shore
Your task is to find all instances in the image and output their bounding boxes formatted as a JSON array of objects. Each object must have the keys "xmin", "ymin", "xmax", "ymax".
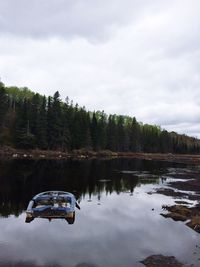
[
  {"xmin": 161, "ymin": 204, "xmax": 200, "ymax": 232},
  {"xmin": 142, "ymin": 165, "xmax": 200, "ymax": 266},
  {"xmin": 0, "ymin": 146, "xmax": 200, "ymax": 164},
  {"xmin": 149, "ymin": 165, "xmax": 200, "ymax": 234}
]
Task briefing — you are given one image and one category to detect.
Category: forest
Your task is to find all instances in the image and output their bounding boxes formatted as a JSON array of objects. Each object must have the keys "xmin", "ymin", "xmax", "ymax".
[{"xmin": 0, "ymin": 81, "xmax": 200, "ymax": 154}]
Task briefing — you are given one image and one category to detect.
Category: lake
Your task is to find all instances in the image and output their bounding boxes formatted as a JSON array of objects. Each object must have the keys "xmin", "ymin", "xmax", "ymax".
[{"xmin": 0, "ymin": 158, "xmax": 199, "ymax": 267}]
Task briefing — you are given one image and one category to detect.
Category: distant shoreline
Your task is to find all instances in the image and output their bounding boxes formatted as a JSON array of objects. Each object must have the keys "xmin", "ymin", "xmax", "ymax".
[{"xmin": 0, "ymin": 146, "xmax": 200, "ymax": 164}]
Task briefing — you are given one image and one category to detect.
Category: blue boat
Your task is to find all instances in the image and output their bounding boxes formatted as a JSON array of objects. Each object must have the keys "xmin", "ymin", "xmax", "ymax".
[{"xmin": 26, "ymin": 191, "xmax": 80, "ymax": 224}]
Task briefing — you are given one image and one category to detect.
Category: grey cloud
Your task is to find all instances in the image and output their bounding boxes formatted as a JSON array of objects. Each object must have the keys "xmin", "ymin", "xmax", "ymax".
[
  {"xmin": 0, "ymin": 1, "xmax": 200, "ymax": 138},
  {"xmin": 0, "ymin": 0, "xmax": 165, "ymax": 41}
]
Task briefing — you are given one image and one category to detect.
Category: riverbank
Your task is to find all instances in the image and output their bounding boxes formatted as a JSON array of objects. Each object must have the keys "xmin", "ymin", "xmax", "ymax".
[
  {"xmin": 0, "ymin": 146, "xmax": 200, "ymax": 164},
  {"xmin": 149, "ymin": 166, "xmax": 200, "ymax": 234}
]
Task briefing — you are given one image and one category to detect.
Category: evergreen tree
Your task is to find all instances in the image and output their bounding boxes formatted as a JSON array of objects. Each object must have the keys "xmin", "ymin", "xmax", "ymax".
[
  {"xmin": 106, "ymin": 115, "xmax": 117, "ymax": 151},
  {"xmin": 14, "ymin": 98, "xmax": 35, "ymax": 148},
  {"xmin": 37, "ymin": 96, "xmax": 48, "ymax": 149},
  {"xmin": 61, "ymin": 101, "xmax": 71, "ymax": 151},
  {"xmin": 90, "ymin": 112, "xmax": 99, "ymax": 150},
  {"xmin": 70, "ymin": 104, "xmax": 82, "ymax": 149},
  {"xmin": 47, "ymin": 92, "xmax": 62, "ymax": 149},
  {"xmin": 29, "ymin": 93, "xmax": 41, "ymax": 137},
  {"xmin": 129, "ymin": 117, "xmax": 141, "ymax": 152},
  {"xmin": 0, "ymin": 83, "xmax": 200, "ymax": 154},
  {"xmin": 98, "ymin": 111, "xmax": 107, "ymax": 150},
  {"xmin": 0, "ymin": 82, "xmax": 8, "ymax": 144},
  {"xmin": 116, "ymin": 116, "xmax": 125, "ymax": 151},
  {"xmin": 79, "ymin": 108, "xmax": 92, "ymax": 149}
]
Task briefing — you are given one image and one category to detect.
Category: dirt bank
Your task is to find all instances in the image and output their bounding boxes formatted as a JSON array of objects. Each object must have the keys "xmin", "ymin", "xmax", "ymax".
[{"xmin": 0, "ymin": 146, "xmax": 200, "ymax": 163}]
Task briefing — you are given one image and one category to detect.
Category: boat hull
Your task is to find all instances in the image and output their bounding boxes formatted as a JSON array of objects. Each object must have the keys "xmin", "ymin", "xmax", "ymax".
[{"xmin": 25, "ymin": 191, "xmax": 79, "ymax": 224}]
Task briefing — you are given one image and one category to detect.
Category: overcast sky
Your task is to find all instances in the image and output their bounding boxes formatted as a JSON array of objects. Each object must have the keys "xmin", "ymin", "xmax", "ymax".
[{"xmin": 0, "ymin": 0, "xmax": 200, "ymax": 137}]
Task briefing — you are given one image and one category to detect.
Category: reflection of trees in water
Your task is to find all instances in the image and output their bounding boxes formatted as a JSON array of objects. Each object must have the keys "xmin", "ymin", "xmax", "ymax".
[
  {"xmin": 0, "ymin": 261, "xmax": 61, "ymax": 267},
  {"xmin": 0, "ymin": 158, "xmax": 172, "ymax": 216},
  {"xmin": 75, "ymin": 263, "xmax": 98, "ymax": 267},
  {"xmin": 0, "ymin": 261, "xmax": 97, "ymax": 267}
]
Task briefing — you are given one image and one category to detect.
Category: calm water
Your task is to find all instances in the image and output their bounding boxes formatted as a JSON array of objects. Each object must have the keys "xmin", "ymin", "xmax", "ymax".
[{"xmin": 0, "ymin": 158, "xmax": 199, "ymax": 267}]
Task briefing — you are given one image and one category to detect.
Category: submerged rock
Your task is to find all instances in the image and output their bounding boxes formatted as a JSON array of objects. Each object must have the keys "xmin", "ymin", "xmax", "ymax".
[
  {"xmin": 161, "ymin": 204, "xmax": 192, "ymax": 221},
  {"xmin": 161, "ymin": 212, "xmax": 188, "ymax": 221},
  {"xmin": 153, "ymin": 187, "xmax": 200, "ymax": 201},
  {"xmin": 186, "ymin": 216, "xmax": 200, "ymax": 233},
  {"xmin": 154, "ymin": 188, "xmax": 188, "ymax": 198},
  {"xmin": 141, "ymin": 254, "xmax": 184, "ymax": 267},
  {"xmin": 161, "ymin": 204, "xmax": 200, "ymax": 233},
  {"xmin": 175, "ymin": 200, "xmax": 192, "ymax": 205}
]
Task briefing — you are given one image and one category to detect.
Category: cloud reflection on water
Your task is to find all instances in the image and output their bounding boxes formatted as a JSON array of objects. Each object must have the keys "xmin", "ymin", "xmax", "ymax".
[
  {"xmin": 0, "ymin": 159, "xmax": 199, "ymax": 267},
  {"xmin": 0, "ymin": 190, "xmax": 199, "ymax": 267}
]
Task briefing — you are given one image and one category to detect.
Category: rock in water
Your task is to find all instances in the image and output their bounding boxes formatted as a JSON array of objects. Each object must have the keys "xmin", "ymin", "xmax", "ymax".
[{"xmin": 141, "ymin": 254, "xmax": 184, "ymax": 267}]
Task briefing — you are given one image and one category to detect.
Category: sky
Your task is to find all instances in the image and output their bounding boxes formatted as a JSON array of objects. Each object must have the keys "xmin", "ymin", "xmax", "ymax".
[{"xmin": 0, "ymin": 0, "xmax": 200, "ymax": 137}]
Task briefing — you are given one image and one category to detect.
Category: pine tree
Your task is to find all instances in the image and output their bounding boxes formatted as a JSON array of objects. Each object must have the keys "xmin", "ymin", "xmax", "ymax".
[
  {"xmin": 116, "ymin": 116, "xmax": 125, "ymax": 151},
  {"xmin": 0, "ymin": 82, "xmax": 8, "ymax": 144},
  {"xmin": 14, "ymin": 98, "xmax": 35, "ymax": 148},
  {"xmin": 61, "ymin": 101, "xmax": 72, "ymax": 151},
  {"xmin": 106, "ymin": 115, "xmax": 117, "ymax": 151},
  {"xmin": 90, "ymin": 112, "xmax": 99, "ymax": 150},
  {"xmin": 98, "ymin": 111, "xmax": 107, "ymax": 150},
  {"xmin": 37, "ymin": 96, "xmax": 48, "ymax": 149},
  {"xmin": 47, "ymin": 92, "xmax": 63, "ymax": 149},
  {"xmin": 1, "ymin": 83, "xmax": 200, "ymax": 154}
]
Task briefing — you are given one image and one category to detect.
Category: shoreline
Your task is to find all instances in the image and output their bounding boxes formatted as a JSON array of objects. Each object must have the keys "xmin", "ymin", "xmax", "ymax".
[{"xmin": 0, "ymin": 147, "xmax": 200, "ymax": 164}]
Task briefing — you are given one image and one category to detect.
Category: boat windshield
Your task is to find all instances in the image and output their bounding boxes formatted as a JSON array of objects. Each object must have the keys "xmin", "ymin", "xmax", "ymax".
[{"xmin": 35, "ymin": 195, "xmax": 71, "ymax": 208}]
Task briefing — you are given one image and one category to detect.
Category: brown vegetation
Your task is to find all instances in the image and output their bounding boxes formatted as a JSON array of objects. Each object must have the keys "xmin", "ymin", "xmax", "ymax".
[
  {"xmin": 161, "ymin": 204, "xmax": 200, "ymax": 233},
  {"xmin": 1, "ymin": 146, "xmax": 200, "ymax": 163}
]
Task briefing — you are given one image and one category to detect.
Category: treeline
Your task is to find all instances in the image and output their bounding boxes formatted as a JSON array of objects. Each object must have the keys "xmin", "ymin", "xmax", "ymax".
[{"xmin": 0, "ymin": 81, "xmax": 200, "ymax": 153}]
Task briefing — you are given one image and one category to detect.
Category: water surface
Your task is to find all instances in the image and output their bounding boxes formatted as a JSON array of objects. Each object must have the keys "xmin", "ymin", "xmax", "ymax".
[{"xmin": 0, "ymin": 158, "xmax": 199, "ymax": 267}]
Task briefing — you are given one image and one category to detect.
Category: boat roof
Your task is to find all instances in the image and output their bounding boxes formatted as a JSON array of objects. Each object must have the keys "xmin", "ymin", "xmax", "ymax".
[{"xmin": 33, "ymin": 191, "xmax": 75, "ymax": 200}]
